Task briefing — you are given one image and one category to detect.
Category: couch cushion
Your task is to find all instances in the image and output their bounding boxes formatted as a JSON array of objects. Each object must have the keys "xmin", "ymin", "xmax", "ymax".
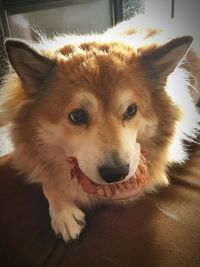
[{"xmin": 0, "ymin": 149, "xmax": 200, "ymax": 267}]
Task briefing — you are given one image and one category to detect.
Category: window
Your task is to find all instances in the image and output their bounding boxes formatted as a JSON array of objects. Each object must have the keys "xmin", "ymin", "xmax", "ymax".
[
  {"xmin": 1, "ymin": 0, "xmax": 147, "ymax": 40},
  {"xmin": 1, "ymin": 0, "xmax": 120, "ymax": 40}
]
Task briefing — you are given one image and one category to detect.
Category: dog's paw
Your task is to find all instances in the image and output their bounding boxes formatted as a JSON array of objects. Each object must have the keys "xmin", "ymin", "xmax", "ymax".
[{"xmin": 50, "ymin": 205, "xmax": 85, "ymax": 242}]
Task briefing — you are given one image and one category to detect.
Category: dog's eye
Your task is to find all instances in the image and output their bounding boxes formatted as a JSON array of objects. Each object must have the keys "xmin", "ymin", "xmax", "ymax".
[
  {"xmin": 69, "ymin": 109, "xmax": 89, "ymax": 125},
  {"xmin": 123, "ymin": 104, "xmax": 137, "ymax": 120}
]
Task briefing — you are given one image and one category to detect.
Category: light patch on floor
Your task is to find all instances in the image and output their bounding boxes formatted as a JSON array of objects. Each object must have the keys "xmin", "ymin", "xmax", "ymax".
[{"xmin": 0, "ymin": 126, "xmax": 13, "ymax": 156}]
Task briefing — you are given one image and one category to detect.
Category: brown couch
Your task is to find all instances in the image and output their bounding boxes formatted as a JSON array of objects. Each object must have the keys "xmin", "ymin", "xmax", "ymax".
[{"xmin": 0, "ymin": 144, "xmax": 200, "ymax": 267}]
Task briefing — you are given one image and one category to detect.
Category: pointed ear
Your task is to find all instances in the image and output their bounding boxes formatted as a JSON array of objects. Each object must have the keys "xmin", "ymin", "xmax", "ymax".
[
  {"xmin": 140, "ymin": 36, "xmax": 193, "ymax": 78},
  {"xmin": 5, "ymin": 39, "xmax": 56, "ymax": 96}
]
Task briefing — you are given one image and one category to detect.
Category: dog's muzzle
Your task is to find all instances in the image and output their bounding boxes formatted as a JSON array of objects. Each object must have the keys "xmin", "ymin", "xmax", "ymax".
[{"xmin": 67, "ymin": 153, "xmax": 148, "ymax": 200}]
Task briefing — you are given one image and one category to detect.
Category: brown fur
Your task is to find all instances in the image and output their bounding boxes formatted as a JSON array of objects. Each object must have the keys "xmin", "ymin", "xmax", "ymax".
[{"xmin": 1, "ymin": 16, "xmax": 200, "ymax": 242}]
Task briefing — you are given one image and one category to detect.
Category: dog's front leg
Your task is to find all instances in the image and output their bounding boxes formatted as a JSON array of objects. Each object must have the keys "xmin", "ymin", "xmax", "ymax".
[{"xmin": 43, "ymin": 184, "xmax": 85, "ymax": 242}]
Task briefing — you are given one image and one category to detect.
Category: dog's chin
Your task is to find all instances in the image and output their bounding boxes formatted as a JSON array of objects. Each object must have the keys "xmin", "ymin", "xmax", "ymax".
[{"xmin": 68, "ymin": 154, "xmax": 148, "ymax": 201}]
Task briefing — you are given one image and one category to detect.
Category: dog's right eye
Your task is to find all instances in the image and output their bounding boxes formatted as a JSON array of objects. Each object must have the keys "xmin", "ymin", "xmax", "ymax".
[{"xmin": 69, "ymin": 109, "xmax": 89, "ymax": 125}]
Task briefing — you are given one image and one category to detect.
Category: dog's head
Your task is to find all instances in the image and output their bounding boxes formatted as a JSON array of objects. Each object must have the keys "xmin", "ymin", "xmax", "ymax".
[{"xmin": 5, "ymin": 36, "xmax": 192, "ymax": 197}]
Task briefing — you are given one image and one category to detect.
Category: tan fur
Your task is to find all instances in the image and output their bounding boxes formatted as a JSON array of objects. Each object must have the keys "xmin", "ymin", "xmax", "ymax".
[{"xmin": 1, "ymin": 15, "xmax": 200, "ymax": 242}]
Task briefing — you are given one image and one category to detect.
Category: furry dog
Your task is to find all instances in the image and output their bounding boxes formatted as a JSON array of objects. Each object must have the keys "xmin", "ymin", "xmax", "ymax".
[{"xmin": 0, "ymin": 15, "xmax": 200, "ymax": 242}]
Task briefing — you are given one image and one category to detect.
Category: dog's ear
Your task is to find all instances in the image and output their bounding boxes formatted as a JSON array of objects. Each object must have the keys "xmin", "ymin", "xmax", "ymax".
[
  {"xmin": 5, "ymin": 39, "xmax": 56, "ymax": 96},
  {"xmin": 141, "ymin": 36, "xmax": 193, "ymax": 78}
]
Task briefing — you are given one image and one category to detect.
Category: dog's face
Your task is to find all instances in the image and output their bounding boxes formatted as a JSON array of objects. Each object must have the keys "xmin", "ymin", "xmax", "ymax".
[
  {"xmin": 5, "ymin": 37, "xmax": 192, "ymax": 193},
  {"xmin": 49, "ymin": 83, "xmax": 153, "ymax": 186}
]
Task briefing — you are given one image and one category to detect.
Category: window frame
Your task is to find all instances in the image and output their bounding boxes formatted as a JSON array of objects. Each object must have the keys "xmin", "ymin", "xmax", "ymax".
[{"xmin": 0, "ymin": 0, "xmax": 123, "ymax": 37}]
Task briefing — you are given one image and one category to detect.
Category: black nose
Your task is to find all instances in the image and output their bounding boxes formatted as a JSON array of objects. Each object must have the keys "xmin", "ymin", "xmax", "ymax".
[{"xmin": 98, "ymin": 164, "xmax": 129, "ymax": 183}]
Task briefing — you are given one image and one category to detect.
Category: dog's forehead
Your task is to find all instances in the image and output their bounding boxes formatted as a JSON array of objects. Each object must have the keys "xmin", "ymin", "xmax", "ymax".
[
  {"xmin": 58, "ymin": 42, "xmax": 136, "ymax": 89},
  {"xmin": 56, "ymin": 42, "xmax": 148, "ymax": 111},
  {"xmin": 69, "ymin": 92, "xmax": 98, "ymax": 110},
  {"xmin": 113, "ymin": 88, "xmax": 136, "ymax": 111},
  {"xmin": 69, "ymin": 87, "xmax": 136, "ymax": 111}
]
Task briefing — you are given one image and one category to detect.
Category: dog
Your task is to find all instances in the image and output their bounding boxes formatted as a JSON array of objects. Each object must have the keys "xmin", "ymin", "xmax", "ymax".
[{"xmin": 0, "ymin": 15, "xmax": 200, "ymax": 242}]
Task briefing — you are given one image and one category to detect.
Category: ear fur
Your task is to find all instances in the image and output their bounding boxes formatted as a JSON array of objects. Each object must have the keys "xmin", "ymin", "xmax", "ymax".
[
  {"xmin": 141, "ymin": 36, "xmax": 193, "ymax": 78},
  {"xmin": 5, "ymin": 39, "xmax": 56, "ymax": 96}
]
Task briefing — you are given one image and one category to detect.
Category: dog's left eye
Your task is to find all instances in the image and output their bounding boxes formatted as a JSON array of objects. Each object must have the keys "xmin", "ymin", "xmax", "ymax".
[
  {"xmin": 69, "ymin": 109, "xmax": 89, "ymax": 125},
  {"xmin": 123, "ymin": 104, "xmax": 137, "ymax": 120}
]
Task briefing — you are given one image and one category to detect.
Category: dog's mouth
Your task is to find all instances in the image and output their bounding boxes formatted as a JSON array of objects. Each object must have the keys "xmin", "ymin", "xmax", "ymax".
[{"xmin": 67, "ymin": 154, "xmax": 148, "ymax": 200}]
